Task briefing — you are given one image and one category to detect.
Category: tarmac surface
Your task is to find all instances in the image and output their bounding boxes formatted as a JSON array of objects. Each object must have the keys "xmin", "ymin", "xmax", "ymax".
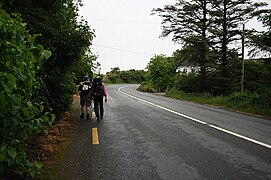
[{"xmin": 56, "ymin": 84, "xmax": 271, "ymax": 180}]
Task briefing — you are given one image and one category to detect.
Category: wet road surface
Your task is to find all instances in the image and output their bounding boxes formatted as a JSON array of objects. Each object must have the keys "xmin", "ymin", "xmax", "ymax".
[{"xmin": 56, "ymin": 84, "xmax": 271, "ymax": 180}]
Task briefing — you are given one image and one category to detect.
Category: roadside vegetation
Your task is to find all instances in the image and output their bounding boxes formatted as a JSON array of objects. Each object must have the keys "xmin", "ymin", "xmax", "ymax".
[
  {"xmin": 104, "ymin": 67, "xmax": 147, "ymax": 84},
  {"xmin": 1, "ymin": 0, "xmax": 271, "ymax": 178},
  {"xmin": 139, "ymin": 0, "xmax": 271, "ymax": 118},
  {"xmin": 166, "ymin": 89, "xmax": 271, "ymax": 118},
  {"xmin": 0, "ymin": 0, "xmax": 96, "ymax": 178}
]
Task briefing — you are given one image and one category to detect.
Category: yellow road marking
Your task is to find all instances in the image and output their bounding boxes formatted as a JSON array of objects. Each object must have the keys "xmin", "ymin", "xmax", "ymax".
[{"xmin": 92, "ymin": 128, "xmax": 99, "ymax": 145}]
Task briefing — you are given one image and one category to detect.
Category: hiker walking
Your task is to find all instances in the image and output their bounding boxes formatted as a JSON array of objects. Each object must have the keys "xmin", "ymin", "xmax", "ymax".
[
  {"xmin": 78, "ymin": 75, "xmax": 92, "ymax": 120},
  {"xmin": 91, "ymin": 76, "xmax": 107, "ymax": 121}
]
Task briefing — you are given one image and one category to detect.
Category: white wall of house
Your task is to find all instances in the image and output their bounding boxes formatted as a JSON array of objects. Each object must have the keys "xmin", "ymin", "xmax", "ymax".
[{"xmin": 177, "ymin": 65, "xmax": 199, "ymax": 74}]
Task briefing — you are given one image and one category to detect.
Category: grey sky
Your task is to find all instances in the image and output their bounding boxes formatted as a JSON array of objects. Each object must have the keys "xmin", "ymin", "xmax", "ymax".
[
  {"xmin": 79, "ymin": 0, "xmax": 179, "ymax": 74},
  {"xmin": 79, "ymin": 0, "xmax": 270, "ymax": 74}
]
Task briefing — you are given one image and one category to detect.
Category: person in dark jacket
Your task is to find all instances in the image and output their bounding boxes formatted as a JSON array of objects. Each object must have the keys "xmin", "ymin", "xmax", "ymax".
[
  {"xmin": 91, "ymin": 76, "xmax": 107, "ymax": 121},
  {"xmin": 78, "ymin": 75, "xmax": 92, "ymax": 120}
]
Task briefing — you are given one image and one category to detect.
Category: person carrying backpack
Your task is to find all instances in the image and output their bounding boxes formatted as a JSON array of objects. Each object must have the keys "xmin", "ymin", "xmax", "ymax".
[
  {"xmin": 78, "ymin": 75, "xmax": 92, "ymax": 120},
  {"xmin": 91, "ymin": 76, "xmax": 107, "ymax": 122}
]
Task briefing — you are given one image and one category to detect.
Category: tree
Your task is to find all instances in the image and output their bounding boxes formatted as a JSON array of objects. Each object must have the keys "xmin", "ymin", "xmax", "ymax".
[
  {"xmin": 152, "ymin": 0, "xmax": 210, "ymax": 92},
  {"xmin": 73, "ymin": 51, "xmax": 97, "ymax": 83},
  {"xmin": 111, "ymin": 67, "xmax": 121, "ymax": 74},
  {"xmin": 209, "ymin": 0, "xmax": 267, "ymax": 94},
  {"xmin": 247, "ymin": 8, "xmax": 271, "ymax": 94},
  {"xmin": 248, "ymin": 8, "xmax": 271, "ymax": 57},
  {"xmin": 119, "ymin": 69, "xmax": 146, "ymax": 84},
  {"xmin": 1, "ymin": 0, "xmax": 95, "ymax": 117},
  {"xmin": 105, "ymin": 68, "xmax": 146, "ymax": 84},
  {"xmin": 147, "ymin": 55, "xmax": 176, "ymax": 92},
  {"xmin": 153, "ymin": 0, "xmax": 267, "ymax": 95},
  {"xmin": 0, "ymin": 8, "xmax": 54, "ymax": 177}
]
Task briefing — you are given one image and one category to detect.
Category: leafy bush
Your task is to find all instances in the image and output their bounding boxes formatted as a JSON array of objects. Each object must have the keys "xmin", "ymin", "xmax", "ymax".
[
  {"xmin": 147, "ymin": 55, "xmax": 176, "ymax": 92},
  {"xmin": 228, "ymin": 92, "xmax": 250, "ymax": 105},
  {"xmin": 104, "ymin": 69, "xmax": 146, "ymax": 84},
  {"xmin": 138, "ymin": 82, "xmax": 157, "ymax": 93},
  {"xmin": 251, "ymin": 89, "xmax": 271, "ymax": 108},
  {"xmin": 0, "ymin": 0, "xmax": 95, "ymax": 120},
  {"xmin": 43, "ymin": 68, "xmax": 76, "ymax": 119},
  {"xmin": 175, "ymin": 73, "xmax": 201, "ymax": 93},
  {"xmin": 0, "ymin": 8, "xmax": 54, "ymax": 177},
  {"xmin": 228, "ymin": 91, "xmax": 271, "ymax": 109}
]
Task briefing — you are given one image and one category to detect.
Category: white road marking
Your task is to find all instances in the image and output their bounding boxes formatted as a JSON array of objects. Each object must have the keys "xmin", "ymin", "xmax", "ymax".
[{"xmin": 118, "ymin": 86, "xmax": 271, "ymax": 149}]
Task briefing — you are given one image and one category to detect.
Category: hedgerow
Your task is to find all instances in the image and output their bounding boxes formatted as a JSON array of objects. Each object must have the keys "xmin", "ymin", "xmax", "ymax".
[{"xmin": 0, "ymin": 8, "xmax": 54, "ymax": 177}]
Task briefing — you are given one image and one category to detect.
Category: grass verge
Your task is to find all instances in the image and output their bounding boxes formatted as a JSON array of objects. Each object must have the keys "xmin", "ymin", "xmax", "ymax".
[
  {"xmin": 166, "ymin": 89, "xmax": 271, "ymax": 119},
  {"xmin": 28, "ymin": 95, "xmax": 79, "ymax": 179}
]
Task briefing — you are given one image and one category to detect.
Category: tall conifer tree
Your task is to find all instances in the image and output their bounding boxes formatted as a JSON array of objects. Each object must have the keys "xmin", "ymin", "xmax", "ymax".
[
  {"xmin": 209, "ymin": 0, "xmax": 266, "ymax": 94},
  {"xmin": 152, "ymin": 0, "xmax": 211, "ymax": 92}
]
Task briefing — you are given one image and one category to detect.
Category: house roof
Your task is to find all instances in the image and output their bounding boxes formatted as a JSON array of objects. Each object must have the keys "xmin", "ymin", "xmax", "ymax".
[{"xmin": 180, "ymin": 60, "xmax": 198, "ymax": 67}]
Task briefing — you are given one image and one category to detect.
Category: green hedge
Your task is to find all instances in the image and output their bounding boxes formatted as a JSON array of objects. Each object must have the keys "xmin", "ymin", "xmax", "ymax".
[{"xmin": 0, "ymin": 8, "xmax": 54, "ymax": 178}]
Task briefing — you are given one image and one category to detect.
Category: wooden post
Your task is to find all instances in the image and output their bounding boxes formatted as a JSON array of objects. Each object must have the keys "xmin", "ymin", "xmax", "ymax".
[{"xmin": 241, "ymin": 24, "xmax": 245, "ymax": 94}]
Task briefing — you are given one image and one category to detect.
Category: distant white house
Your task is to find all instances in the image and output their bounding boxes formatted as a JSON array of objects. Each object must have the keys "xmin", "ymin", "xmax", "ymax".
[{"xmin": 176, "ymin": 60, "xmax": 200, "ymax": 74}]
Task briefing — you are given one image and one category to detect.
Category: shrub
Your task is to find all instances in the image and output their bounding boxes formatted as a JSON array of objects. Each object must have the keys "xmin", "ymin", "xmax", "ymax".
[
  {"xmin": 175, "ymin": 73, "xmax": 201, "ymax": 93},
  {"xmin": 138, "ymin": 82, "xmax": 157, "ymax": 93},
  {"xmin": 0, "ymin": 8, "xmax": 54, "ymax": 177},
  {"xmin": 228, "ymin": 91, "xmax": 271, "ymax": 109}
]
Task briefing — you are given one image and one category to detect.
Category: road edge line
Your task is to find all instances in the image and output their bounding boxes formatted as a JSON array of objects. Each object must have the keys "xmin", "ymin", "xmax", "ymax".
[{"xmin": 118, "ymin": 86, "xmax": 271, "ymax": 149}]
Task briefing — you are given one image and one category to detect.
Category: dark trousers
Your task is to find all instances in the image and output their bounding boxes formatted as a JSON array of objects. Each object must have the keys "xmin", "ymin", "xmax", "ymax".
[{"xmin": 93, "ymin": 96, "xmax": 104, "ymax": 119}]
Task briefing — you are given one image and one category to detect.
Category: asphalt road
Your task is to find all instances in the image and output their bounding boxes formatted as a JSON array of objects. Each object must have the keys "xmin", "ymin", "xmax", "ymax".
[{"xmin": 56, "ymin": 84, "xmax": 271, "ymax": 180}]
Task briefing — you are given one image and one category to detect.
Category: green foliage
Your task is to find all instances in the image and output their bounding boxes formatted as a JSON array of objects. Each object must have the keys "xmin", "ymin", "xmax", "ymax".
[
  {"xmin": 119, "ymin": 70, "xmax": 146, "ymax": 84},
  {"xmin": 248, "ymin": 9, "xmax": 271, "ymax": 57},
  {"xmin": 0, "ymin": 8, "xmax": 54, "ymax": 177},
  {"xmin": 44, "ymin": 69, "xmax": 76, "ymax": 118},
  {"xmin": 1, "ymin": 0, "xmax": 95, "ymax": 118},
  {"xmin": 146, "ymin": 55, "xmax": 176, "ymax": 92},
  {"xmin": 110, "ymin": 67, "xmax": 120, "ymax": 74},
  {"xmin": 105, "ymin": 67, "xmax": 121, "ymax": 83},
  {"xmin": 166, "ymin": 88, "xmax": 225, "ymax": 106},
  {"xmin": 174, "ymin": 73, "xmax": 201, "ymax": 93},
  {"xmin": 208, "ymin": 0, "xmax": 266, "ymax": 94},
  {"xmin": 105, "ymin": 68, "xmax": 146, "ymax": 84},
  {"xmin": 138, "ymin": 82, "xmax": 157, "ymax": 93},
  {"xmin": 105, "ymin": 72, "xmax": 121, "ymax": 84},
  {"xmin": 152, "ymin": 0, "xmax": 209, "ymax": 44},
  {"xmin": 229, "ymin": 90, "xmax": 271, "ymax": 109},
  {"xmin": 152, "ymin": 0, "xmax": 210, "ymax": 91},
  {"xmin": 73, "ymin": 52, "xmax": 97, "ymax": 84},
  {"xmin": 166, "ymin": 89, "xmax": 271, "ymax": 118},
  {"xmin": 153, "ymin": 0, "xmax": 267, "ymax": 95}
]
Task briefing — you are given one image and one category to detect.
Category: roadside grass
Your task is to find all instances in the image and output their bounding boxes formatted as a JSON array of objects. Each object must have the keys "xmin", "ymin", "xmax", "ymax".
[
  {"xmin": 41, "ymin": 140, "xmax": 71, "ymax": 179},
  {"xmin": 166, "ymin": 89, "xmax": 271, "ymax": 119},
  {"xmin": 36, "ymin": 98, "xmax": 79, "ymax": 179}
]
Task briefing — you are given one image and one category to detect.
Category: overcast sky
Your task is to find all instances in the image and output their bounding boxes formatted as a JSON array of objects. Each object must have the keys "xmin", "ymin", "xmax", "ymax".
[{"xmin": 79, "ymin": 0, "xmax": 270, "ymax": 74}]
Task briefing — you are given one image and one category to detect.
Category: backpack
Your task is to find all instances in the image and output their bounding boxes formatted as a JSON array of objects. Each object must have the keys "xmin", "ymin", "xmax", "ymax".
[
  {"xmin": 92, "ymin": 77, "xmax": 104, "ymax": 96},
  {"xmin": 79, "ymin": 81, "xmax": 91, "ymax": 95}
]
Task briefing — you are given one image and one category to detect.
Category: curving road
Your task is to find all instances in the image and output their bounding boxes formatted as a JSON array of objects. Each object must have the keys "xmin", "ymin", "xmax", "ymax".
[{"xmin": 56, "ymin": 84, "xmax": 271, "ymax": 180}]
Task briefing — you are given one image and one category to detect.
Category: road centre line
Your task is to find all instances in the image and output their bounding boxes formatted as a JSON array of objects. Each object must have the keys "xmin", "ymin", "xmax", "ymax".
[
  {"xmin": 92, "ymin": 128, "xmax": 99, "ymax": 145},
  {"xmin": 118, "ymin": 86, "xmax": 271, "ymax": 149}
]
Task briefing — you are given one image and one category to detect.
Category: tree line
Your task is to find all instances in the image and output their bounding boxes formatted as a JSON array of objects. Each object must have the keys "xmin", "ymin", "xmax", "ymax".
[
  {"xmin": 140, "ymin": 0, "xmax": 271, "ymax": 109},
  {"xmin": 0, "ymin": 0, "xmax": 96, "ymax": 177},
  {"xmin": 104, "ymin": 67, "xmax": 146, "ymax": 84}
]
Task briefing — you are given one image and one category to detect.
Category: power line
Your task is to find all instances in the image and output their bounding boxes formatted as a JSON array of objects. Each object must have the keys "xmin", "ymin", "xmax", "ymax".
[
  {"xmin": 90, "ymin": 18, "xmax": 160, "ymax": 25},
  {"xmin": 93, "ymin": 44, "xmax": 153, "ymax": 56}
]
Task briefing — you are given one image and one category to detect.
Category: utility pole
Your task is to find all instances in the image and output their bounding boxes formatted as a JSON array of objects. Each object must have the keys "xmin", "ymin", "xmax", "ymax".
[{"xmin": 241, "ymin": 24, "xmax": 245, "ymax": 94}]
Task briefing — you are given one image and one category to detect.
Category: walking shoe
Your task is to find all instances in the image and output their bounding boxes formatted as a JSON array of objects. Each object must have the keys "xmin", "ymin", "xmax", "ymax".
[
  {"xmin": 80, "ymin": 113, "xmax": 84, "ymax": 119},
  {"xmin": 87, "ymin": 113, "xmax": 90, "ymax": 120},
  {"xmin": 97, "ymin": 117, "xmax": 100, "ymax": 122}
]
